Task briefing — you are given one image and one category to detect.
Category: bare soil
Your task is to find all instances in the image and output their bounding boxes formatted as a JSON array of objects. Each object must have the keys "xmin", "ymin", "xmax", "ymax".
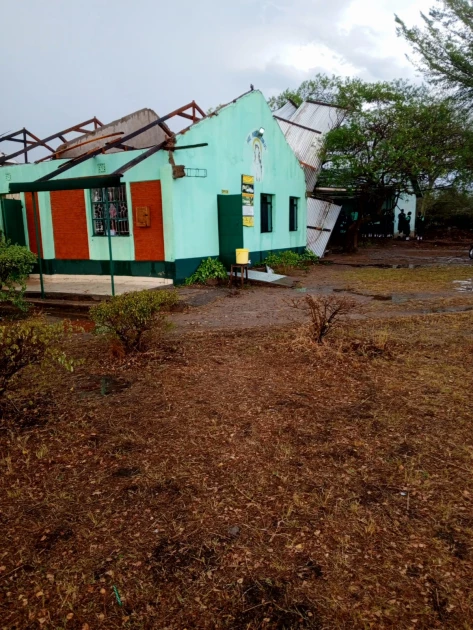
[
  {"xmin": 176, "ymin": 242, "xmax": 473, "ymax": 331},
  {"xmin": 1, "ymin": 245, "xmax": 473, "ymax": 629}
]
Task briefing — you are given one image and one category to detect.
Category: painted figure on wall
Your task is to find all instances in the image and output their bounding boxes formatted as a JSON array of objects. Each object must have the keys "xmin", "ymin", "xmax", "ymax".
[{"xmin": 253, "ymin": 138, "xmax": 263, "ymax": 182}]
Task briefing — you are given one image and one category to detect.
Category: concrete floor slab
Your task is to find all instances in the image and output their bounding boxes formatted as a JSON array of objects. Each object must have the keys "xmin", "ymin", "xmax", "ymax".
[{"xmin": 26, "ymin": 274, "xmax": 173, "ymax": 297}]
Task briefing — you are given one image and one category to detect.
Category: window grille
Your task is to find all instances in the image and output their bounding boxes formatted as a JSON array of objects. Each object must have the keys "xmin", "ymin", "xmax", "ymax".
[{"xmin": 91, "ymin": 185, "xmax": 129, "ymax": 236}]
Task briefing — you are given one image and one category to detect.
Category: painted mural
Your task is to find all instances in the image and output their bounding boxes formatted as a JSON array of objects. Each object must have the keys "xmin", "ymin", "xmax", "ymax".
[{"xmin": 246, "ymin": 130, "xmax": 267, "ymax": 182}]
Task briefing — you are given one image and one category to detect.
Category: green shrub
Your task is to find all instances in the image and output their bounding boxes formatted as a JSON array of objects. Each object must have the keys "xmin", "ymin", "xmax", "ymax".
[
  {"xmin": 0, "ymin": 318, "xmax": 75, "ymax": 397},
  {"xmin": 260, "ymin": 249, "xmax": 319, "ymax": 273},
  {"xmin": 0, "ymin": 239, "xmax": 37, "ymax": 310},
  {"xmin": 185, "ymin": 258, "xmax": 227, "ymax": 285},
  {"xmin": 301, "ymin": 248, "xmax": 320, "ymax": 264},
  {"xmin": 90, "ymin": 289, "xmax": 179, "ymax": 352}
]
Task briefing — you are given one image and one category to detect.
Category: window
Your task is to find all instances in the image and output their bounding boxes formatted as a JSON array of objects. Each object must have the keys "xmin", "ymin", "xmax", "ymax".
[
  {"xmin": 289, "ymin": 196, "xmax": 299, "ymax": 231},
  {"xmin": 91, "ymin": 185, "xmax": 129, "ymax": 236},
  {"xmin": 261, "ymin": 194, "xmax": 273, "ymax": 233}
]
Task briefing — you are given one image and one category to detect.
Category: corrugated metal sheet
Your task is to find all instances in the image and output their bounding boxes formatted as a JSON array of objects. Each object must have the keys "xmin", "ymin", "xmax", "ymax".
[
  {"xmin": 273, "ymin": 101, "xmax": 298, "ymax": 120},
  {"xmin": 306, "ymin": 198, "xmax": 342, "ymax": 258},
  {"xmin": 276, "ymin": 119, "xmax": 324, "ymax": 189},
  {"xmin": 274, "ymin": 100, "xmax": 345, "ymax": 192},
  {"xmin": 290, "ymin": 101, "xmax": 345, "ymax": 136}
]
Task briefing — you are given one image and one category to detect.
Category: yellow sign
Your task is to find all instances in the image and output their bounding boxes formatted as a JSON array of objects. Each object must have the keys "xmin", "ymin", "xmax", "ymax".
[
  {"xmin": 243, "ymin": 216, "xmax": 254, "ymax": 227},
  {"xmin": 242, "ymin": 175, "xmax": 254, "ymax": 185},
  {"xmin": 221, "ymin": 189, "xmax": 229, "ymax": 194}
]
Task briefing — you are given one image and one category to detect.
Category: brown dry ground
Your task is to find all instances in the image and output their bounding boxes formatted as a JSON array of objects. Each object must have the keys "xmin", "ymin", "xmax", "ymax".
[{"xmin": 2, "ymin": 257, "xmax": 473, "ymax": 629}]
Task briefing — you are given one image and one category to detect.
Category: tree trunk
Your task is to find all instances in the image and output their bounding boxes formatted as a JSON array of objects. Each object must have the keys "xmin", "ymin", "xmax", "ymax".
[{"xmin": 344, "ymin": 216, "xmax": 362, "ymax": 252}]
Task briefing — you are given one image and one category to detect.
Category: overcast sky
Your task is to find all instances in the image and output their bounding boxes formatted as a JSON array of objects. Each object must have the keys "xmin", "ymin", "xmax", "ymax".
[{"xmin": 0, "ymin": 0, "xmax": 432, "ymax": 153}]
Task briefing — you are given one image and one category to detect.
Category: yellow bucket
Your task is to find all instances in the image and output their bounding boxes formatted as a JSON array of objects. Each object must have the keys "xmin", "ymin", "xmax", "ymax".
[{"xmin": 236, "ymin": 248, "xmax": 249, "ymax": 264}]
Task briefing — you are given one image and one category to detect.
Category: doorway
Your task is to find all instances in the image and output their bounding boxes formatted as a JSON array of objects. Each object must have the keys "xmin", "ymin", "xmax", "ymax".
[
  {"xmin": 217, "ymin": 194, "xmax": 243, "ymax": 268},
  {"xmin": 1, "ymin": 198, "xmax": 26, "ymax": 246}
]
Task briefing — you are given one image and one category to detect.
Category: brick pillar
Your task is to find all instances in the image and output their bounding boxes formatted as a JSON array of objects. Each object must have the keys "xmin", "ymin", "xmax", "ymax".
[
  {"xmin": 24, "ymin": 192, "xmax": 42, "ymax": 255},
  {"xmin": 50, "ymin": 190, "xmax": 90, "ymax": 259}
]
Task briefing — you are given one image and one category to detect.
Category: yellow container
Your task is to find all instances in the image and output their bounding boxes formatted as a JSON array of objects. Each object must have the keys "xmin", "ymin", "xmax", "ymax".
[{"xmin": 236, "ymin": 248, "xmax": 249, "ymax": 264}]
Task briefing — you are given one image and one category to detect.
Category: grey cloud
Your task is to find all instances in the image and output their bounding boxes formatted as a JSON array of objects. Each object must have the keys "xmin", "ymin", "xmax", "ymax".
[{"xmin": 0, "ymin": 0, "xmax": 421, "ymax": 157}]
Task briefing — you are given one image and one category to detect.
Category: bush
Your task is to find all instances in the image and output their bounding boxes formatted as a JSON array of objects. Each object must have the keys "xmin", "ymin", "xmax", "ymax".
[
  {"xmin": 0, "ymin": 239, "xmax": 37, "ymax": 310},
  {"xmin": 90, "ymin": 289, "xmax": 179, "ymax": 352},
  {"xmin": 291, "ymin": 294, "xmax": 357, "ymax": 344},
  {"xmin": 260, "ymin": 249, "xmax": 319, "ymax": 274},
  {"xmin": 185, "ymin": 258, "xmax": 227, "ymax": 285},
  {"xmin": 0, "ymin": 318, "xmax": 75, "ymax": 397}
]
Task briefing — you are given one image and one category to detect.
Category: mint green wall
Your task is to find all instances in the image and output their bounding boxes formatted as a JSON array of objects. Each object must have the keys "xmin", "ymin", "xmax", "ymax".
[
  {"xmin": 0, "ymin": 91, "xmax": 306, "ymax": 272},
  {"xmin": 0, "ymin": 151, "xmax": 168, "ymax": 262},
  {"xmin": 37, "ymin": 191, "xmax": 55, "ymax": 258},
  {"xmin": 168, "ymin": 91, "xmax": 306, "ymax": 261}
]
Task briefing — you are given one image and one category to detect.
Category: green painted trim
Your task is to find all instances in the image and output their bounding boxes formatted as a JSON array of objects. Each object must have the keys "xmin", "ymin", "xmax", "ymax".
[
  {"xmin": 35, "ymin": 259, "xmax": 175, "ymax": 278},
  {"xmin": 30, "ymin": 247, "xmax": 306, "ymax": 284},
  {"xmin": 9, "ymin": 175, "xmax": 122, "ymax": 193}
]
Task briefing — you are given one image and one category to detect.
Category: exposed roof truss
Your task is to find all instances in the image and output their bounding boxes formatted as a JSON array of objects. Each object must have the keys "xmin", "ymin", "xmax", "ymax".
[{"xmin": 0, "ymin": 118, "xmax": 104, "ymax": 165}]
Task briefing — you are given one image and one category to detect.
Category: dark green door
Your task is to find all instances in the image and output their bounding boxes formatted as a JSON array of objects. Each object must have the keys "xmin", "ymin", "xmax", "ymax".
[
  {"xmin": 217, "ymin": 194, "xmax": 243, "ymax": 269},
  {"xmin": 1, "ymin": 198, "xmax": 26, "ymax": 246}
]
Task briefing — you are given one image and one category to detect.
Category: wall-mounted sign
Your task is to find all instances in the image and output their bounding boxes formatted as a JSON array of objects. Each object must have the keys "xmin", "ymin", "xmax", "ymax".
[{"xmin": 242, "ymin": 175, "xmax": 255, "ymax": 226}]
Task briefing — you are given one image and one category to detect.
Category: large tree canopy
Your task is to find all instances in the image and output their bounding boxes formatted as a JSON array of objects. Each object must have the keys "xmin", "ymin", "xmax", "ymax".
[
  {"xmin": 270, "ymin": 74, "xmax": 473, "ymax": 248},
  {"xmin": 395, "ymin": 0, "xmax": 473, "ymax": 102}
]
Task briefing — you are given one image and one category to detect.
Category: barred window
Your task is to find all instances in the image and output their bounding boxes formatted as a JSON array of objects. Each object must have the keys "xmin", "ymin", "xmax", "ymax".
[
  {"xmin": 289, "ymin": 196, "xmax": 298, "ymax": 231},
  {"xmin": 261, "ymin": 193, "xmax": 273, "ymax": 233},
  {"xmin": 91, "ymin": 185, "xmax": 129, "ymax": 236}
]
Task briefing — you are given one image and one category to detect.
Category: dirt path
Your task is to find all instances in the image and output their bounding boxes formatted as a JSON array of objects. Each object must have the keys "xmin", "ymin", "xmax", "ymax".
[{"xmin": 174, "ymin": 245, "xmax": 473, "ymax": 330}]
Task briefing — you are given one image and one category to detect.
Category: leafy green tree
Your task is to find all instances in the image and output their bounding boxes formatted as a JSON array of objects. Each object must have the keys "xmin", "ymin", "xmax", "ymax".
[
  {"xmin": 268, "ymin": 74, "xmax": 347, "ymax": 110},
  {"xmin": 395, "ymin": 0, "xmax": 473, "ymax": 102},
  {"xmin": 322, "ymin": 83, "xmax": 473, "ymax": 247},
  {"xmin": 270, "ymin": 74, "xmax": 473, "ymax": 250}
]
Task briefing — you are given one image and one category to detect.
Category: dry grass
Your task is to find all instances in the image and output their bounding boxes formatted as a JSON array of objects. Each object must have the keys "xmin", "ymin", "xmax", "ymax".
[
  {"xmin": 340, "ymin": 265, "xmax": 472, "ymax": 296},
  {"xmin": 1, "ymin": 309, "xmax": 473, "ymax": 629}
]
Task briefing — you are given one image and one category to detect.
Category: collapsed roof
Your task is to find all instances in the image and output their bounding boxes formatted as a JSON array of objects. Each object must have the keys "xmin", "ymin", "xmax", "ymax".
[
  {"xmin": 56, "ymin": 108, "xmax": 172, "ymax": 159},
  {"xmin": 0, "ymin": 101, "xmax": 206, "ymax": 169},
  {"xmin": 273, "ymin": 100, "xmax": 346, "ymax": 192}
]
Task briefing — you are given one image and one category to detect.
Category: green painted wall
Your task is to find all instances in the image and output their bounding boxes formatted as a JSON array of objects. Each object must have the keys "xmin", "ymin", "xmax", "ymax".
[
  {"xmin": 168, "ymin": 90, "xmax": 307, "ymax": 265},
  {"xmin": 0, "ymin": 91, "xmax": 306, "ymax": 278},
  {"xmin": 0, "ymin": 150, "xmax": 168, "ymax": 263}
]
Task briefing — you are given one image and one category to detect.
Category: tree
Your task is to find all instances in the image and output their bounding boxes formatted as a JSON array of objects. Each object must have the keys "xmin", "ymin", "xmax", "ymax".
[
  {"xmin": 321, "ymin": 82, "xmax": 473, "ymax": 247},
  {"xmin": 395, "ymin": 0, "xmax": 473, "ymax": 103},
  {"xmin": 268, "ymin": 74, "xmax": 347, "ymax": 110},
  {"xmin": 270, "ymin": 74, "xmax": 473, "ymax": 250}
]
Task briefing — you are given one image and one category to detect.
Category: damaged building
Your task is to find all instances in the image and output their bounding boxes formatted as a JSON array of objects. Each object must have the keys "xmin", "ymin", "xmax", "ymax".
[{"xmin": 0, "ymin": 91, "xmax": 311, "ymax": 283}]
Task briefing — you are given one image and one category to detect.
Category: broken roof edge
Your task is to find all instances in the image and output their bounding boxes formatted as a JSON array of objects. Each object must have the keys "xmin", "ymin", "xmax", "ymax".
[
  {"xmin": 56, "ymin": 108, "xmax": 171, "ymax": 152},
  {"xmin": 305, "ymin": 98, "xmax": 349, "ymax": 111},
  {"xmin": 286, "ymin": 97, "xmax": 300, "ymax": 109}
]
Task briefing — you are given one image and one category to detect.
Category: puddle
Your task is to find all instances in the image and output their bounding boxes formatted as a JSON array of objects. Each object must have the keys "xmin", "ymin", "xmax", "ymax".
[
  {"xmin": 421, "ymin": 305, "xmax": 473, "ymax": 314},
  {"xmin": 453, "ymin": 279, "xmax": 473, "ymax": 292}
]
